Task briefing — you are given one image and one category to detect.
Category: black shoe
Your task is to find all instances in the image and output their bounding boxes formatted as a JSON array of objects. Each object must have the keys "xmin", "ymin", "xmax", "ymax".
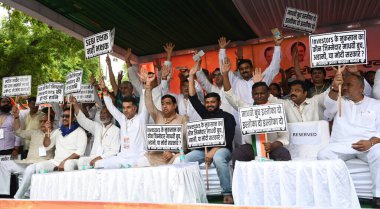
[{"xmin": 372, "ymin": 197, "xmax": 380, "ymax": 208}]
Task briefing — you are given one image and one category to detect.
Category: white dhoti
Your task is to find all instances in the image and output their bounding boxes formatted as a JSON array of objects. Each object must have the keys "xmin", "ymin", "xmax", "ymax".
[
  {"xmin": 14, "ymin": 159, "xmax": 79, "ymax": 199},
  {"xmin": 96, "ymin": 155, "xmax": 150, "ymax": 169},
  {"xmin": 318, "ymin": 143, "xmax": 380, "ymax": 197},
  {"xmin": 0, "ymin": 161, "xmax": 26, "ymax": 195}
]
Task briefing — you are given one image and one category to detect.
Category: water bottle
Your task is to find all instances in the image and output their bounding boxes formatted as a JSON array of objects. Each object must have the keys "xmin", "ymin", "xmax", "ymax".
[{"xmin": 179, "ymin": 148, "xmax": 185, "ymax": 163}]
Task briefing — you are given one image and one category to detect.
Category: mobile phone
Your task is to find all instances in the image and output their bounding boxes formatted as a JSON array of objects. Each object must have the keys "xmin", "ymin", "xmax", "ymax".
[{"xmin": 271, "ymin": 28, "xmax": 282, "ymax": 41}]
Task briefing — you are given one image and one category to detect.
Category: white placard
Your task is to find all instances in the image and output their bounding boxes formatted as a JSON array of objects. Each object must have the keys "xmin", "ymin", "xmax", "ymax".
[
  {"xmin": 0, "ymin": 129, "xmax": 4, "ymax": 139},
  {"xmin": 309, "ymin": 30, "xmax": 367, "ymax": 68},
  {"xmin": 65, "ymin": 70, "xmax": 83, "ymax": 94},
  {"xmin": 239, "ymin": 103, "xmax": 287, "ymax": 136},
  {"xmin": 146, "ymin": 124, "xmax": 182, "ymax": 151},
  {"xmin": 36, "ymin": 82, "xmax": 64, "ymax": 105},
  {"xmin": 186, "ymin": 118, "xmax": 225, "ymax": 149},
  {"xmin": 83, "ymin": 29, "xmax": 114, "ymax": 59},
  {"xmin": 282, "ymin": 7, "xmax": 318, "ymax": 33},
  {"xmin": 287, "ymin": 120, "xmax": 331, "ymax": 160},
  {"xmin": 70, "ymin": 84, "xmax": 95, "ymax": 103},
  {"xmin": 2, "ymin": 75, "xmax": 31, "ymax": 97},
  {"xmin": 288, "ymin": 121, "xmax": 325, "ymax": 145}
]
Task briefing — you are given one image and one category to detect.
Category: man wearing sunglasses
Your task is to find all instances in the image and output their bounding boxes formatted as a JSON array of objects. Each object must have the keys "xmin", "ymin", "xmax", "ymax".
[{"xmin": 70, "ymin": 96, "xmax": 120, "ymax": 169}]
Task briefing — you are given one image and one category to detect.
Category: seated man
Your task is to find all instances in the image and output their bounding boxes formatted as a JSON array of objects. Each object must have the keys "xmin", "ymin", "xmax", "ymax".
[
  {"xmin": 317, "ymin": 72, "xmax": 380, "ymax": 208},
  {"xmin": 2, "ymin": 108, "xmax": 54, "ymax": 199},
  {"xmin": 229, "ymin": 82, "xmax": 291, "ymax": 164},
  {"xmin": 186, "ymin": 62, "xmax": 236, "ymax": 204},
  {"xmin": 221, "ymin": 58, "xmax": 290, "ymax": 163},
  {"xmin": 71, "ymin": 96, "xmax": 120, "ymax": 169},
  {"xmin": 144, "ymin": 72, "xmax": 187, "ymax": 166},
  {"xmin": 14, "ymin": 107, "xmax": 87, "ymax": 199},
  {"xmin": 98, "ymin": 76, "xmax": 150, "ymax": 168}
]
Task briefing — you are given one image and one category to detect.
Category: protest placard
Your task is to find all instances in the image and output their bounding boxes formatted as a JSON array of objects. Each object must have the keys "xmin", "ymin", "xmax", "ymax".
[
  {"xmin": 146, "ymin": 124, "xmax": 182, "ymax": 151},
  {"xmin": 282, "ymin": 7, "xmax": 318, "ymax": 33},
  {"xmin": 309, "ymin": 30, "xmax": 367, "ymax": 67},
  {"xmin": 186, "ymin": 118, "xmax": 225, "ymax": 149},
  {"xmin": 70, "ymin": 84, "xmax": 95, "ymax": 103},
  {"xmin": 83, "ymin": 29, "xmax": 114, "ymax": 59},
  {"xmin": 64, "ymin": 70, "xmax": 83, "ymax": 94},
  {"xmin": 287, "ymin": 120, "xmax": 330, "ymax": 159},
  {"xmin": 36, "ymin": 82, "xmax": 64, "ymax": 104},
  {"xmin": 2, "ymin": 75, "xmax": 31, "ymax": 97},
  {"xmin": 239, "ymin": 103, "xmax": 287, "ymax": 136}
]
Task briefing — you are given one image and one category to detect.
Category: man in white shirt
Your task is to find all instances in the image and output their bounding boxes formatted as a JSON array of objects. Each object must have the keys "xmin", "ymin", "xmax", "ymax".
[
  {"xmin": 219, "ymin": 35, "xmax": 282, "ymax": 105},
  {"xmin": 98, "ymin": 76, "xmax": 150, "ymax": 168},
  {"xmin": 14, "ymin": 107, "xmax": 87, "ymax": 199},
  {"xmin": 317, "ymin": 72, "xmax": 380, "ymax": 208},
  {"xmin": 71, "ymin": 96, "xmax": 120, "ymax": 169}
]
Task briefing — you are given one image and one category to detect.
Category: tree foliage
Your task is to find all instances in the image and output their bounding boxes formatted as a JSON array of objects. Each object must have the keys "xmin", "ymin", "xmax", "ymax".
[{"xmin": 0, "ymin": 3, "xmax": 99, "ymax": 96}]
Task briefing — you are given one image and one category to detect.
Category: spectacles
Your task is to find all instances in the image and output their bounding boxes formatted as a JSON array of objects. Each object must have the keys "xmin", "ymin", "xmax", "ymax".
[
  {"xmin": 213, "ymin": 73, "xmax": 222, "ymax": 77},
  {"xmin": 61, "ymin": 114, "xmax": 70, "ymax": 118}
]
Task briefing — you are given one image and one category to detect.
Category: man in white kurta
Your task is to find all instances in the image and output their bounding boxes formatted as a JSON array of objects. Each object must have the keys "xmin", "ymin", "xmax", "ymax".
[
  {"xmin": 317, "ymin": 73, "xmax": 380, "ymax": 207},
  {"xmin": 71, "ymin": 97, "xmax": 120, "ymax": 169},
  {"xmin": 219, "ymin": 36, "xmax": 282, "ymax": 105},
  {"xmin": 14, "ymin": 107, "xmax": 87, "ymax": 199},
  {"xmin": 99, "ymin": 84, "xmax": 150, "ymax": 168},
  {"xmin": 2, "ymin": 109, "xmax": 53, "ymax": 198}
]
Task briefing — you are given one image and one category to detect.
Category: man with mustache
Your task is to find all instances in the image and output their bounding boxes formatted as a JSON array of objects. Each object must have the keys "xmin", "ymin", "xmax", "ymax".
[
  {"xmin": 218, "ymin": 34, "xmax": 282, "ymax": 105},
  {"xmin": 186, "ymin": 62, "xmax": 236, "ymax": 204},
  {"xmin": 98, "ymin": 75, "xmax": 150, "ymax": 168},
  {"xmin": 143, "ymin": 72, "xmax": 187, "ymax": 166},
  {"xmin": 222, "ymin": 58, "xmax": 290, "ymax": 163},
  {"xmin": 223, "ymin": 56, "xmax": 326, "ymax": 126},
  {"xmin": 318, "ymin": 71, "xmax": 380, "ymax": 208},
  {"xmin": 70, "ymin": 96, "xmax": 120, "ymax": 169},
  {"xmin": 10, "ymin": 108, "xmax": 54, "ymax": 199},
  {"xmin": 0, "ymin": 97, "xmax": 21, "ymax": 158},
  {"xmin": 13, "ymin": 107, "xmax": 87, "ymax": 198}
]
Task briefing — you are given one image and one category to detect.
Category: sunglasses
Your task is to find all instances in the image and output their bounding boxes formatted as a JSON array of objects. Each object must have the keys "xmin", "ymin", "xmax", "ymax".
[{"xmin": 61, "ymin": 114, "xmax": 70, "ymax": 119}]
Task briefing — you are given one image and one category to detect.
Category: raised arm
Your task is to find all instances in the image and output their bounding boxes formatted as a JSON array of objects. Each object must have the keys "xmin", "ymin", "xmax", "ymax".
[
  {"xmin": 324, "ymin": 69, "xmax": 343, "ymax": 121},
  {"xmin": 292, "ymin": 46, "xmax": 305, "ymax": 82},
  {"xmin": 99, "ymin": 75, "xmax": 125, "ymax": 124},
  {"xmin": 144, "ymin": 72, "xmax": 161, "ymax": 122},
  {"xmin": 221, "ymin": 57, "xmax": 232, "ymax": 92},
  {"xmin": 70, "ymin": 96, "xmax": 97, "ymax": 135},
  {"xmin": 189, "ymin": 62, "xmax": 207, "ymax": 117},
  {"xmin": 262, "ymin": 35, "xmax": 284, "ymax": 85},
  {"xmin": 127, "ymin": 64, "xmax": 143, "ymax": 96},
  {"xmin": 218, "ymin": 37, "xmax": 237, "ymax": 85},
  {"xmin": 106, "ymin": 55, "xmax": 119, "ymax": 96}
]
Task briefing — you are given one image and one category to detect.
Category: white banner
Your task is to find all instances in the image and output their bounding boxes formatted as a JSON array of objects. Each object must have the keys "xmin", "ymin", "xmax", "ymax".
[
  {"xmin": 70, "ymin": 84, "xmax": 95, "ymax": 103},
  {"xmin": 282, "ymin": 7, "xmax": 318, "ymax": 33},
  {"xmin": 239, "ymin": 103, "xmax": 287, "ymax": 136},
  {"xmin": 310, "ymin": 30, "xmax": 367, "ymax": 67},
  {"xmin": 186, "ymin": 118, "xmax": 225, "ymax": 149},
  {"xmin": 65, "ymin": 70, "xmax": 83, "ymax": 94},
  {"xmin": 84, "ymin": 29, "xmax": 114, "ymax": 59},
  {"xmin": 146, "ymin": 124, "xmax": 182, "ymax": 151},
  {"xmin": 2, "ymin": 75, "xmax": 31, "ymax": 97},
  {"xmin": 36, "ymin": 82, "xmax": 64, "ymax": 104}
]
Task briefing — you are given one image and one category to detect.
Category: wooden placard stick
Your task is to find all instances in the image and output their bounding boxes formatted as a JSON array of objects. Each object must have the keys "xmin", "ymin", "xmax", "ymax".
[{"xmin": 205, "ymin": 147, "xmax": 209, "ymax": 190}]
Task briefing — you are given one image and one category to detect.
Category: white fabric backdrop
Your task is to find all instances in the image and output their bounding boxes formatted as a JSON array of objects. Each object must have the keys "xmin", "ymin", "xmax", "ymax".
[
  {"xmin": 0, "ymin": 164, "xmax": 11, "ymax": 195},
  {"xmin": 30, "ymin": 163, "xmax": 207, "ymax": 203},
  {"xmin": 232, "ymin": 160, "xmax": 360, "ymax": 208}
]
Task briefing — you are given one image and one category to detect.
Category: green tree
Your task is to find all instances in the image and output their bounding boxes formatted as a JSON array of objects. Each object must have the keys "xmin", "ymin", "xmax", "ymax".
[{"xmin": 0, "ymin": 3, "xmax": 99, "ymax": 96}]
